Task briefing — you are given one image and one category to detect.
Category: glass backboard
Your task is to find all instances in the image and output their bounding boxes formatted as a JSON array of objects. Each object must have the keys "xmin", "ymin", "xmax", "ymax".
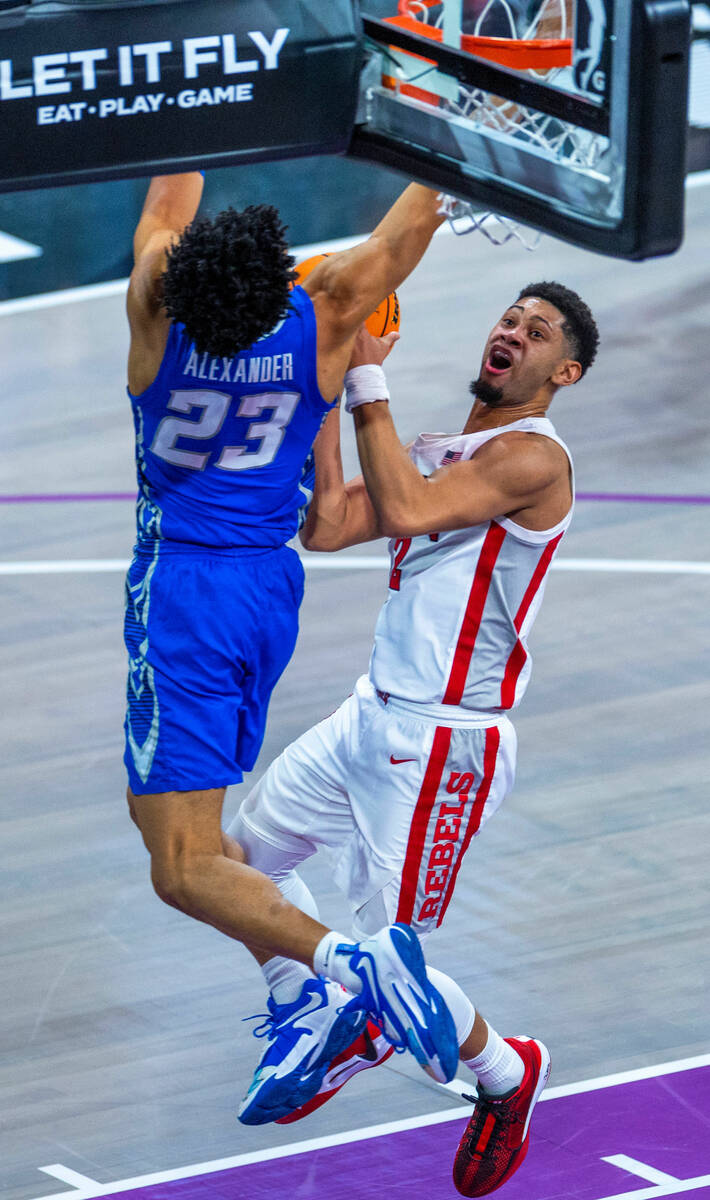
[{"xmin": 351, "ymin": 1, "xmax": 692, "ymax": 259}]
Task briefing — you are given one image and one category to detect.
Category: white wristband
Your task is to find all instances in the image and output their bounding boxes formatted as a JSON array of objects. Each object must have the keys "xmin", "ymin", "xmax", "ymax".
[{"xmin": 344, "ymin": 364, "xmax": 390, "ymax": 413}]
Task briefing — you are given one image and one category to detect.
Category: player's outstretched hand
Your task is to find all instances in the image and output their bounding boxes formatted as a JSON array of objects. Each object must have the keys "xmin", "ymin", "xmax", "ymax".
[{"xmin": 348, "ymin": 325, "xmax": 400, "ymax": 370}]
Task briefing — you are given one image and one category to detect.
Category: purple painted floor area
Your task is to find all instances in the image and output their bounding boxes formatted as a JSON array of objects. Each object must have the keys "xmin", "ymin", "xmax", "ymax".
[{"xmin": 97, "ymin": 1064, "xmax": 710, "ymax": 1200}]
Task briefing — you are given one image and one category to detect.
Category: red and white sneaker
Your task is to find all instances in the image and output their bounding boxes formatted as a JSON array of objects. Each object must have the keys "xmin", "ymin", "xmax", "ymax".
[
  {"xmin": 453, "ymin": 1036, "xmax": 551, "ymax": 1197},
  {"xmin": 275, "ymin": 1020, "xmax": 394, "ymax": 1124}
]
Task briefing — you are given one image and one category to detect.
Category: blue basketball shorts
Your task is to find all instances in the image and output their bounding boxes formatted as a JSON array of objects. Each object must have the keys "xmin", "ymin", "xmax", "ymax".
[{"xmin": 123, "ymin": 543, "xmax": 304, "ymax": 795}]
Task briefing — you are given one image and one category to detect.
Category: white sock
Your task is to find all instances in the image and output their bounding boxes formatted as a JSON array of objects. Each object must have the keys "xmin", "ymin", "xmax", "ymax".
[
  {"xmin": 426, "ymin": 966, "xmax": 476, "ymax": 1045},
  {"xmin": 262, "ymin": 956, "xmax": 314, "ymax": 1006},
  {"xmin": 312, "ymin": 931, "xmax": 363, "ymax": 994},
  {"xmin": 463, "ymin": 1023, "xmax": 524, "ymax": 1096}
]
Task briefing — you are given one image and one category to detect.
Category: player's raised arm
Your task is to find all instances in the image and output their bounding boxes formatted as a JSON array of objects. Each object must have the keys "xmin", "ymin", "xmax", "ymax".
[
  {"xmin": 301, "ymin": 184, "xmax": 446, "ymax": 399},
  {"xmin": 129, "ymin": 172, "xmax": 204, "ymax": 312},
  {"xmin": 127, "ymin": 172, "xmax": 204, "ymax": 395}
]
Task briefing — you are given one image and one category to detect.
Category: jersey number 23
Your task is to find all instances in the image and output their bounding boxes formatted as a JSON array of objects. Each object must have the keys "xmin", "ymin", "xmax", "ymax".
[{"xmin": 150, "ymin": 389, "xmax": 300, "ymax": 472}]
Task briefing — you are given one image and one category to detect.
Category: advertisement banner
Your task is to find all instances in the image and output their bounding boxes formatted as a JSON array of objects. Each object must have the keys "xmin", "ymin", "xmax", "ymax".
[{"xmin": 0, "ymin": 0, "xmax": 362, "ymax": 191}]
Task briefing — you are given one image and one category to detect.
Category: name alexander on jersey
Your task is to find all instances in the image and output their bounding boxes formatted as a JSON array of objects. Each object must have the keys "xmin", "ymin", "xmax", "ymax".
[{"xmin": 183, "ymin": 349, "xmax": 295, "ymax": 386}]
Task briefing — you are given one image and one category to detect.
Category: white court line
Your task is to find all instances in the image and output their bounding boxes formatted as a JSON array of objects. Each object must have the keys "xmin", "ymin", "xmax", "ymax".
[
  {"xmin": 440, "ymin": 1050, "xmax": 710, "ymax": 1100},
  {"xmin": 598, "ymin": 1175, "xmax": 710, "ymax": 1200},
  {"xmin": 602, "ymin": 1156, "xmax": 682, "ymax": 1186},
  {"xmin": 552, "ymin": 557, "xmax": 710, "ymax": 575},
  {"xmin": 4, "ymin": 168, "xmax": 710, "ymax": 319},
  {"xmin": 0, "ymin": 278, "xmax": 129, "ymax": 316},
  {"xmin": 38, "ymin": 1168, "xmax": 101, "ymax": 1189},
  {"xmin": 0, "ymin": 558, "xmax": 130, "ymax": 575},
  {"xmin": 28, "ymin": 1051, "xmax": 710, "ymax": 1200},
  {"xmin": 1, "ymin": 556, "xmax": 709, "ymax": 577},
  {"xmin": 0, "ymin": 226, "xmax": 454, "ymax": 318}
]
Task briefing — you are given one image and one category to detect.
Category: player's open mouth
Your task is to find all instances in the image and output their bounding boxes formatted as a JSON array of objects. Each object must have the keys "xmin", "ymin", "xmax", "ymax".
[{"xmin": 485, "ymin": 345, "xmax": 514, "ymax": 375}]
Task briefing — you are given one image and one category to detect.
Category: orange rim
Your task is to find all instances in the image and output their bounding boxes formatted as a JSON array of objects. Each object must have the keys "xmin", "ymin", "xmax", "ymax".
[
  {"xmin": 384, "ymin": 14, "xmax": 573, "ymax": 72},
  {"xmin": 462, "ymin": 34, "xmax": 572, "ymax": 70}
]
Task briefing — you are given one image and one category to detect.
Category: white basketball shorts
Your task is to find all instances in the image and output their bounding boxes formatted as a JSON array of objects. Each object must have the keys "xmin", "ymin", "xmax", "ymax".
[{"xmin": 232, "ymin": 674, "xmax": 517, "ymax": 938}]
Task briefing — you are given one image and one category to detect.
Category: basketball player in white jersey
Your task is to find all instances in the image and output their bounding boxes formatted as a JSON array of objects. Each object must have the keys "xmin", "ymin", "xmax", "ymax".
[{"xmin": 230, "ymin": 282, "xmax": 599, "ymax": 1197}]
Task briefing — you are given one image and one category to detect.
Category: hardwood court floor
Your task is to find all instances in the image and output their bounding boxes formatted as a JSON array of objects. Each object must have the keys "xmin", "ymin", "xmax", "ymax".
[{"xmin": 1, "ymin": 184, "xmax": 709, "ymax": 1200}]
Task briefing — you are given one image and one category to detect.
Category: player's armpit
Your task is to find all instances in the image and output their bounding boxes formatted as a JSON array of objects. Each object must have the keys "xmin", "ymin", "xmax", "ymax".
[
  {"xmin": 127, "ymin": 231, "xmax": 176, "ymax": 319},
  {"xmin": 127, "ymin": 223, "xmax": 183, "ymax": 394}
]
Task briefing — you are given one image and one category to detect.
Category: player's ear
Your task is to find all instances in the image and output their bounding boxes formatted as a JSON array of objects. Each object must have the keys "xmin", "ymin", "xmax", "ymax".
[{"xmin": 552, "ymin": 358, "xmax": 582, "ymax": 388}]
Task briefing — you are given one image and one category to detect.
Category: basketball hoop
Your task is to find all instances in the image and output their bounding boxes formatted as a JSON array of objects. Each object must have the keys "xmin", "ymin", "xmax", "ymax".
[
  {"xmin": 436, "ymin": 195, "xmax": 543, "ymax": 250},
  {"xmin": 383, "ymin": 0, "xmax": 608, "ymax": 249}
]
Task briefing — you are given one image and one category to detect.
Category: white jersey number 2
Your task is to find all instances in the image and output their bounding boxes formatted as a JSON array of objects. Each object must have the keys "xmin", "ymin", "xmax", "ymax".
[{"xmin": 150, "ymin": 389, "xmax": 300, "ymax": 472}]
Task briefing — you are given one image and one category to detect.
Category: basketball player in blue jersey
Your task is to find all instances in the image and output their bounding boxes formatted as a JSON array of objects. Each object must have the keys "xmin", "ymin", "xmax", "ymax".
[{"xmin": 123, "ymin": 170, "xmax": 459, "ymax": 1107}]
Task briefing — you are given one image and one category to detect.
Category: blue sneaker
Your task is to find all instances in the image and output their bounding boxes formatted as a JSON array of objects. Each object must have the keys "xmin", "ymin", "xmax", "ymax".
[
  {"xmin": 238, "ymin": 977, "xmax": 368, "ymax": 1125},
  {"xmin": 343, "ymin": 923, "xmax": 459, "ymax": 1084}
]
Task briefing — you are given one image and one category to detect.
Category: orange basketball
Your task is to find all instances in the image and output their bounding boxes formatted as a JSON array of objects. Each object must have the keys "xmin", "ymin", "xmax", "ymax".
[{"xmin": 293, "ymin": 253, "xmax": 401, "ymax": 337}]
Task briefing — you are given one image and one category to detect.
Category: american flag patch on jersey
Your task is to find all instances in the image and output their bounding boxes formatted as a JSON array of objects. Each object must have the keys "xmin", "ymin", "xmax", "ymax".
[{"xmin": 442, "ymin": 449, "xmax": 463, "ymax": 464}]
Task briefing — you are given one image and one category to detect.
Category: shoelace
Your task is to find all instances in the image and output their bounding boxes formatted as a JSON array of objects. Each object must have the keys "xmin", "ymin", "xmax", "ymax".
[
  {"xmin": 241, "ymin": 995, "xmax": 351, "ymax": 1042},
  {"xmin": 242, "ymin": 1011, "xmax": 279, "ymax": 1040},
  {"xmin": 461, "ymin": 1090, "xmax": 518, "ymax": 1154}
]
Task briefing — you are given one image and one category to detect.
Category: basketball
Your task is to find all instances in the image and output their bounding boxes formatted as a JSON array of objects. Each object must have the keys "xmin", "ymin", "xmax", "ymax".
[{"xmin": 294, "ymin": 253, "xmax": 401, "ymax": 338}]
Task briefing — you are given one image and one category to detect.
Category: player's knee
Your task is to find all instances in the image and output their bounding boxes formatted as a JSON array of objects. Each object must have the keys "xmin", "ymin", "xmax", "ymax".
[
  {"xmin": 149, "ymin": 851, "xmax": 193, "ymax": 914},
  {"xmin": 143, "ymin": 829, "xmax": 202, "ymax": 913}
]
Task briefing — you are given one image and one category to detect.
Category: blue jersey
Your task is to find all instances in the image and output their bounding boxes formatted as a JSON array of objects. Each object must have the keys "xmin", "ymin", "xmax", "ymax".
[{"xmin": 128, "ymin": 286, "xmax": 332, "ymax": 549}]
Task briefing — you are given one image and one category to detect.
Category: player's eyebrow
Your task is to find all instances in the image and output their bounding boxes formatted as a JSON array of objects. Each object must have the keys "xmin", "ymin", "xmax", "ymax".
[{"xmin": 506, "ymin": 304, "xmax": 553, "ymax": 330}]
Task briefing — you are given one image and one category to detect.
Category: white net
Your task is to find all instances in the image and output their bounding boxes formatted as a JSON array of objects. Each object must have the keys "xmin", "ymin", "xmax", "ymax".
[
  {"xmin": 437, "ymin": 196, "xmax": 544, "ymax": 249},
  {"xmin": 389, "ymin": 0, "xmax": 610, "ymax": 247},
  {"xmin": 404, "ymin": 0, "xmax": 569, "ymax": 41}
]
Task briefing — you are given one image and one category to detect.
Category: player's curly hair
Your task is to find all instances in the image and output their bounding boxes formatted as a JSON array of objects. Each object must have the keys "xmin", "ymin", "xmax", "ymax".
[
  {"xmin": 161, "ymin": 205, "xmax": 296, "ymax": 357},
  {"xmin": 517, "ymin": 281, "xmax": 599, "ymax": 377}
]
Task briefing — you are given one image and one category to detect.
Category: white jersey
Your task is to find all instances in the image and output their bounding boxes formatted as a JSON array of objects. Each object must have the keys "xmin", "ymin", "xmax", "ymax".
[{"xmin": 368, "ymin": 417, "xmax": 574, "ymax": 714}]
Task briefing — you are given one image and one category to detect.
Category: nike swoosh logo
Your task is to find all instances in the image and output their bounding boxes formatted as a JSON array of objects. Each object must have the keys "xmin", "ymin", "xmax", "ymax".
[
  {"xmin": 279, "ymin": 990, "xmax": 327, "ymax": 1030},
  {"xmin": 359, "ymin": 1028, "xmax": 379, "ymax": 1062},
  {"xmin": 390, "ymin": 756, "xmax": 417, "ymax": 764}
]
